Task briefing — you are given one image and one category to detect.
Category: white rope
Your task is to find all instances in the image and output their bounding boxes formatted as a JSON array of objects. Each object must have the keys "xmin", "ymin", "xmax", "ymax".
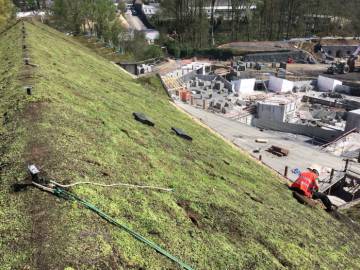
[
  {"xmin": 32, "ymin": 181, "xmax": 55, "ymax": 193},
  {"xmin": 49, "ymin": 180, "xmax": 173, "ymax": 192}
]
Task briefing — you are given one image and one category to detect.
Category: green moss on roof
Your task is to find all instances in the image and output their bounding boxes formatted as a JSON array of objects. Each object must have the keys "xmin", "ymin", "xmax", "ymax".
[{"xmin": 1, "ymin": 21, "xmax": 360, "ymax": 270}]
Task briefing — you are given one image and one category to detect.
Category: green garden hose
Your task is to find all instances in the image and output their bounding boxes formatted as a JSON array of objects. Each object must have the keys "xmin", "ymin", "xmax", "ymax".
[{"xmin": 53, "ymin": 187, "xmax": 194, "ymax": 270}]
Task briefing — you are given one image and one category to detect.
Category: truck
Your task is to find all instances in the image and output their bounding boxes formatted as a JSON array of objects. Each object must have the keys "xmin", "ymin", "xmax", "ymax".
[{"xmin": 326, "ymin": 61, "xmax": 350, "ymax": 75}]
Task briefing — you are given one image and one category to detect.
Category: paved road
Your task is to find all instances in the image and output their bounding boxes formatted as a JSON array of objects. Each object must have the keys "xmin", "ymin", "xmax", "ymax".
[{"xmin": 176, "ymin": 102, "xmax": 345, "ymax": 183}]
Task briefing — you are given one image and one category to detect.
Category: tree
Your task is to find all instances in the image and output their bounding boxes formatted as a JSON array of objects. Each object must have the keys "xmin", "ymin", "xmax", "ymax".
[
  {"xmin": 209, "ymin": 0, "xmax": 216, "ymax": 46},
  {"xmin": 52, "ymin": 0, "xmax": 116, "ymax": 37},
  {"xmin": 53, "ymin": 0, "xmax": 84, "ymax": 34},
  {"xmin": 117, "ymin": 1, "xmax": 126, "ymax": 14},
  {"xmin": 93, "ymin": 0, "xmax": 116, "ymax": 38},
  {"xmin": 26, "ymin": 0, "xmax": 40, "ymax": 10},
  {"xmin": 0, "ymin": 0, "xmax": 14, "ymax": 27},
  {"xmin": 143, "ymin": 45, "xmax": 164, "ymax": 59},
  {"xmin": 157, "ymin": 0, "xmax": 210, "ymax": 49},
  {"xmin": 126, "ymin": 31, "xmax": 147, "ymax": 59},
  {"xmin": 109, "ymin": 21, "xmax": 123, "ymax": 48}
]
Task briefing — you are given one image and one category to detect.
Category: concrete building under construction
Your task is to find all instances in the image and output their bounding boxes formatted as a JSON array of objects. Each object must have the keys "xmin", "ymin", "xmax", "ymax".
[{"xmin": 257, "ymin": 97, "xmax": 297, "ymax": 123}]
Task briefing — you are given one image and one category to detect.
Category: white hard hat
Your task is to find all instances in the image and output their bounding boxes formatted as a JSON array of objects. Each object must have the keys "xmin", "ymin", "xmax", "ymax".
[{"xmin": 307, "ymin": 164, "xmax": 322, "ymax": 175}]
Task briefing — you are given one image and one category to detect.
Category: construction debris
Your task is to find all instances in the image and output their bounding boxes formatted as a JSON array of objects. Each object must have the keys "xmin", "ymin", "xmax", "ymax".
[
  {"xmin": 255, "ymin": 138, "xmax": 268, "ymax": 143},
  {"xmin": 267, "ymin": 145, "xmax": 290, "ymax": 157}
]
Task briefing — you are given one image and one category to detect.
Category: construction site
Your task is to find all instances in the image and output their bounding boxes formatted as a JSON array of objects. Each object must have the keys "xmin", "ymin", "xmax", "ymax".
[{"xmin": 160, "ymin": 40, "xmax": 360, "ymax": 209}]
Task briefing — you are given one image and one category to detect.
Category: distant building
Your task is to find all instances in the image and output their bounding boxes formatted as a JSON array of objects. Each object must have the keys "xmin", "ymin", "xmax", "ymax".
[
  {"xmin": 202, "ymin": 0, "xmax": 256, "ymax": 20},
  {"xmin": 142, "ymin": 4, "xmax": 159, "ymax": 17},
  {"xmin": 154, "ymin": 0, "xmax": 256, "ymax": 21},
  {"xmin": 142, "ymin": 29, "xmax": 160, "ymax": 44}
]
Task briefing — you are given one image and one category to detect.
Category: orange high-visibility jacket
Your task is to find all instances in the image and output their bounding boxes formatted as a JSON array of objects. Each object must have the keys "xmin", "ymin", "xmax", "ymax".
[{"xmin": 291, "ymin": 171, "xmax": 319, "ymax": 197}]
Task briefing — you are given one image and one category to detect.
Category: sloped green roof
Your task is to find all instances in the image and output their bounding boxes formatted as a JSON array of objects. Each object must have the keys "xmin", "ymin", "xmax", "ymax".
[{"xmin": 0, "ymin": 21, "xmax": 359, "ymax": 270}]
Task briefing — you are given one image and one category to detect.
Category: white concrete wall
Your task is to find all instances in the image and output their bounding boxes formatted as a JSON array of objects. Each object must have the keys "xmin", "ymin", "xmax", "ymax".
[
  {"xmin": 282, "ymin": 79, "xmax": 295, "ymax": 92},
  {"xmin": 268, "ymin": 76, "xmax": 294, "ymax": 93},
  {"xmin": 232, "ymin": 78, "xmax": 256, "ymax": 94},
  {"xmin": 345, "ymin": 109, "xmax": 360, "ymax": 131},
  {"xmin": 317, "ymin": 75, "xmax": 342, "ymax": 92}
]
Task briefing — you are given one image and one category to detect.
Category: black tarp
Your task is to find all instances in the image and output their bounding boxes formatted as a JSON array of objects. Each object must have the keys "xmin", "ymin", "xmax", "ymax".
[
  {"xmin": 171, "ymin": 127, "xmax": 193, "ymax": 141},
  {"xmin": 133, "ymin": 112, "xmax": 155, "ymax": 126}
]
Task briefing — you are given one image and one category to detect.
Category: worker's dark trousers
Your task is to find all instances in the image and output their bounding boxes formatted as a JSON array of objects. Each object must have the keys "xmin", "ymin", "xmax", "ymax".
[
  {"xmin": 312, "ymin": 192, "xmax": 333, "ymax": 211},
  {"xmin": 291, "ymin": 187, "xmax": 333, "ymax": 210}
]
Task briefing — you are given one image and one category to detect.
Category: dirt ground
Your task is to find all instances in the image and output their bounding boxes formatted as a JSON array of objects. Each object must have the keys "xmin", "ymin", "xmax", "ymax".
[
  {"xmin": 287, "ymin": 63, "xmax": 360, "ymax": 86},
  {"xmin": 218, "ymin": 41, "xmax": 296, "ymax": 53}
]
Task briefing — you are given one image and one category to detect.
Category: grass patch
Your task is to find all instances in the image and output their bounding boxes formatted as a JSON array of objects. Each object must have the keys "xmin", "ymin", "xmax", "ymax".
[
  {"xmin": 342, "ymin": 203, "xmax": 360, "ymax": 224},
  {"xmin": 74, "ymin": 35, "xmax": 135, "ymax": 63}
]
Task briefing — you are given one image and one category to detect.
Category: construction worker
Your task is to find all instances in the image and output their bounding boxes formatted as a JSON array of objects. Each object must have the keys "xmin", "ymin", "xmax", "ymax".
[{"xmin": 291, "ymin": 164, "xmax": 334, "ymax": 211}]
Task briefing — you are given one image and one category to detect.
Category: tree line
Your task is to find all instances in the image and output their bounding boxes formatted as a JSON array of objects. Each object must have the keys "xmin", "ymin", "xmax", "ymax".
[
  {"xmin": 6, "ymin": 0, "xmax": 359, "ymax": 60},
  {"xmin": 52, "ymin": 0, "xmax": 119, "ymax": 39},
  {"xmin": 152, "ymin": 0, "xmax": 360, "ymax": 50}
]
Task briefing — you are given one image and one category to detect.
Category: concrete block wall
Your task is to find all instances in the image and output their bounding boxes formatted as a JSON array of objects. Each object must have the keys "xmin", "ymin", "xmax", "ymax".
[
  {"xmin": 243, "ymin": 50, "xmax": 308, "ymax": 63},
  {"xmin": 257, "ymin": 102, "xmax": 287, "ymax": 122},
  {"xmin": 217, "ymin": 76, "xmax": 233, "ymax": 91},
  {"xmin": 253, "ymin": 118, "xmax": 343, "ymax": 141},
  {"xmin": 182, "ymin": 74, "xmax": 233, "ymax": 92}
]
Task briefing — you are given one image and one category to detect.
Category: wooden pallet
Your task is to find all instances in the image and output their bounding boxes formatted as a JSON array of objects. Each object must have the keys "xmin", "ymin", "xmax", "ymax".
[{"xmin": 267, "ymin": 145, "xmax": 289, "ymax": 157}]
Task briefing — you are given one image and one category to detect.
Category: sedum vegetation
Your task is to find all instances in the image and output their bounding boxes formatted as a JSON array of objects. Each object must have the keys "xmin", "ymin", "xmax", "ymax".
[{"xmin": 0, "ymin": 21, "xmax": 360, "ymax": 269}]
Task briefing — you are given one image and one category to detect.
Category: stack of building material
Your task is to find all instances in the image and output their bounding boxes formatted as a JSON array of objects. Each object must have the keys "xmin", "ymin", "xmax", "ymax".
[
  {"xmin": 179, "ymin": 90, "xmax": 191, "ymax": 102},
  {"xmin": 267, "ymin": 145, "xmax": 289, "ymax": 157}
]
